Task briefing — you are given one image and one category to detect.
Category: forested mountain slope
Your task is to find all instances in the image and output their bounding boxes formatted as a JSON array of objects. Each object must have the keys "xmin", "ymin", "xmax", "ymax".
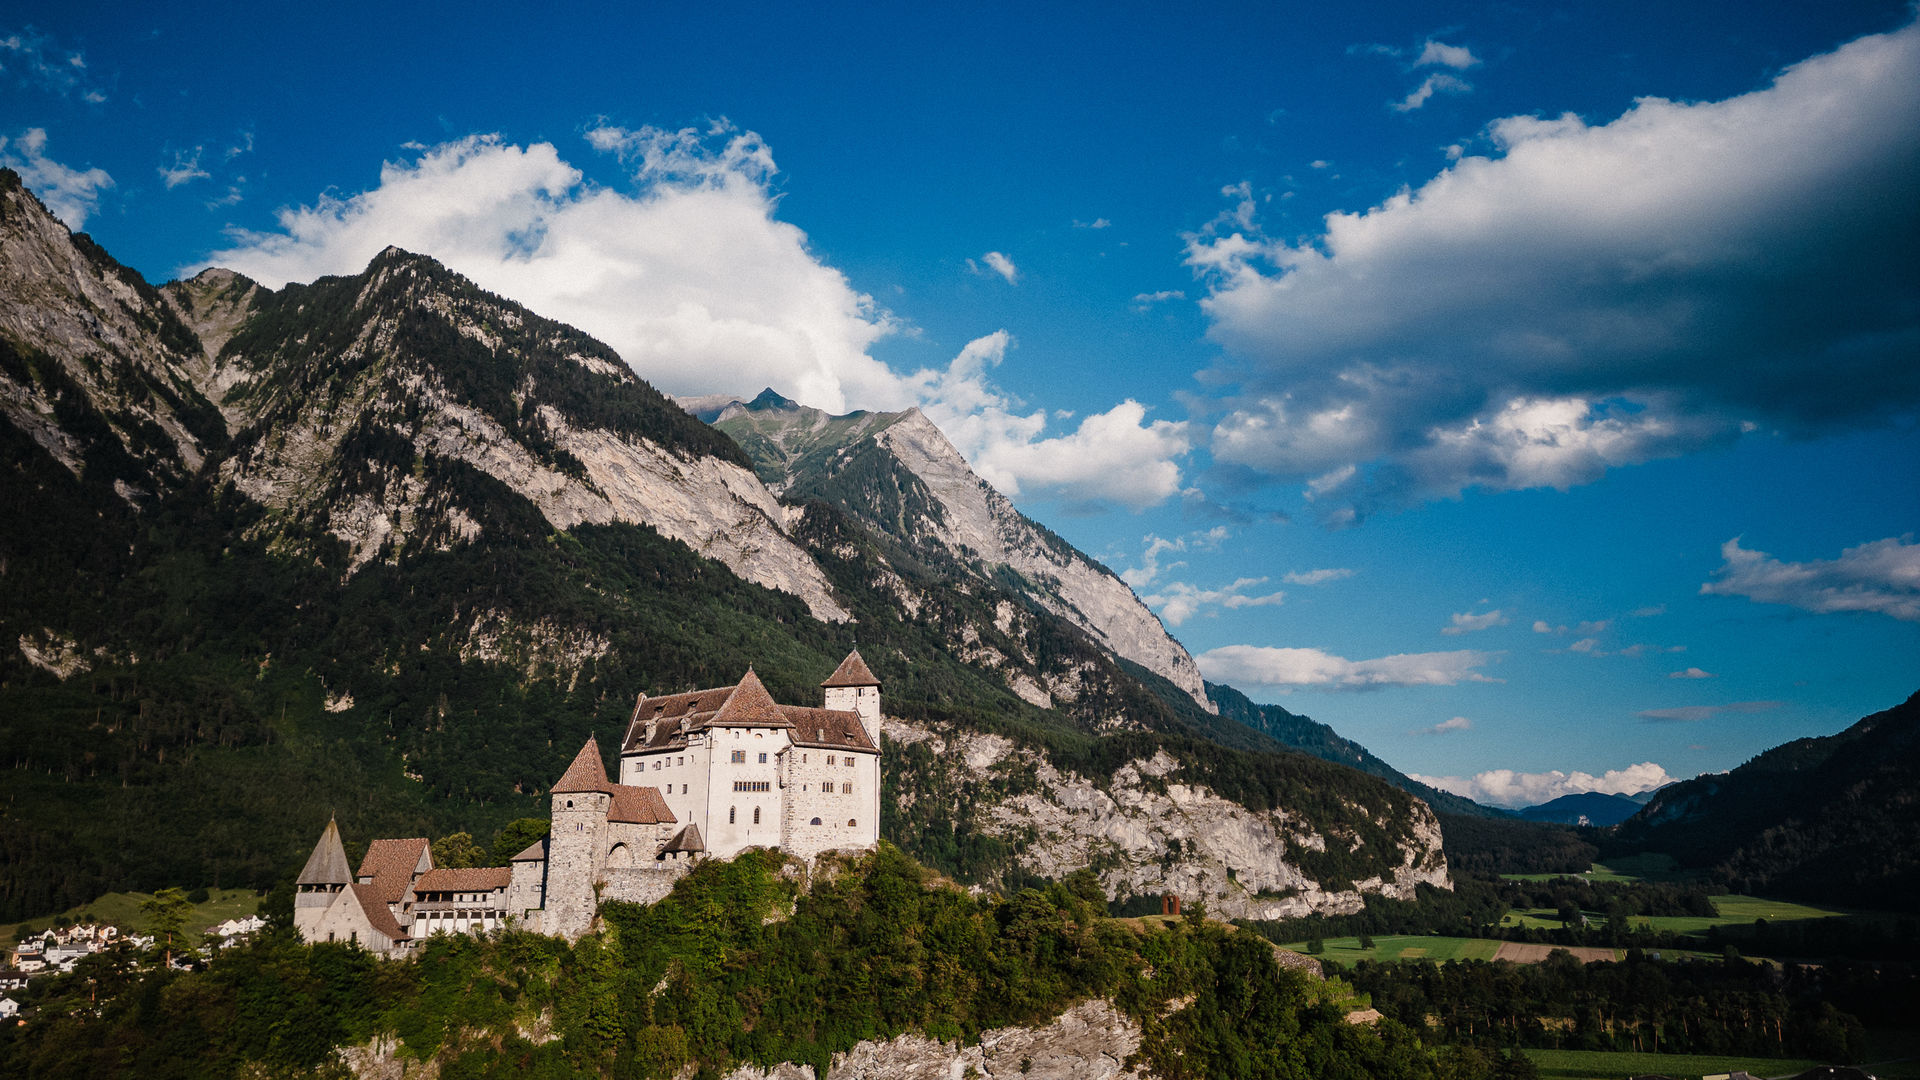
[
  {"xmin": 1609, "ymin": 691, "xmax": 1920, "ymax": 908},
  {"xmin": 0, "ymin": 170, "xmax": 1447, "ymax": 923}
]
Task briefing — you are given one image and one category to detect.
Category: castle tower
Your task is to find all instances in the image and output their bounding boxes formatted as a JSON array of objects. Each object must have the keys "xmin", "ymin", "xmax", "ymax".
[
  {"xmin": 294, "ymin": 817, "xmax": 352, "ymax": 940},
  {"xmin": 820, "ymin": 650, "xmax": 882, "ymax": 746},
  {"xmin": 545, "ymin": 737, "xmax": 615, "ymax": 940}
]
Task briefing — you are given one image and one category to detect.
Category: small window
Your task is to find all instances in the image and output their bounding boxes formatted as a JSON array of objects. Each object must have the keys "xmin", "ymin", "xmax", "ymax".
[
  {"xmin": 753, "ymin": 806, "xmax": 761, "ymax": 824},
  {"xmin": 682, "ymin": 784, "xmax": 688, "ymax": 794},
  {"xmin": 848, "ymin": 819, "xmax": 858, "ymax": 828},
  {"xmin": 758, "ymin": 752, "xmax": 767, "ymax": 763},
  {"xmin": 810, "ymin": 817, "xmax": 822, "ymax": 826},
  {"xmin": 843, "ymin": 782, "xmax": 853, "ymax": 794},
  {"xmin": 802, "ymin": 753, "xmax": 808, "ymax": 763},
  {"xmin": 827, "ymin": 755, "xmax": 836, "ymax": 766},
  {"xmin": 731, "ymin": 750, "xmax": 746, "ymax": 763},
  {"xmin": 677, "ymin": 756, "xmax": 684, "ymax": 766},
  {"xmin": 653, "ymin": 761, "xmax": 661, "ymax": 770},
  {"xmin": 729, "ymin": 806, "xmax": 736, "ymax": 824},
  {"xmin": 566, "ymin": 799, "xmax": 573, "ymax": 809}
]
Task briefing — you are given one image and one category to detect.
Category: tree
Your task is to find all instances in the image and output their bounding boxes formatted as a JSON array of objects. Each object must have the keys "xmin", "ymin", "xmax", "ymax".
[
  {"xmin": 1307, "ymin": 936, "xmax": 1325, "ymax": 955},
  {"xmin": 141, "ymin": 886, "xmax": 194, "ymax": 967},
  {"xmin": 1359, "ymin": 933, "xmax": 1376, "ymax": 950},
  {"xmin": 491, "ymin": 817, "xmax": 550, "ymax": 865},
  {"xmin": 432, "ymin": 832, "xmax": 486, "ymax": 869}
]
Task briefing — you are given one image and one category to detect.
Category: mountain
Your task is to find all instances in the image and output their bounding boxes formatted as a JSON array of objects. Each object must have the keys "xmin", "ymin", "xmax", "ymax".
[
  {"xmin": 709, "ymin": 389, "xmax": 1214, "ymax": 710},
  {"xmin": 0, "ymin": 170, "xmax": 1447, "ymax": 923},
  {"xmin": 1517, "ymin": 791, "xmax": 1644, "ymax": 827},
  {"xmin": 1208, "ymin": 682, "xmax": 1504, "ymax": 818},
  {"xmin": 1608, "ymin": 691, "xmax": 1920, "ymax": 908}
]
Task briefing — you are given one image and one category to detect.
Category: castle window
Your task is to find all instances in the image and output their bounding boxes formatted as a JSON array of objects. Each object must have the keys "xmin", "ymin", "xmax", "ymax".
[
  {"xmin": 802, "ymin": 753, "xmax": 807, "ymax": 763},
  {"xmin": 729, "ymin": 806, "xmax": 736, "ymax": 824},
  {"xmin": 753, "ymin": 807, "xmax": 761, "ymax": 824},
  {"xmin": 731, "ymin": 750, "xmax": 746, "ymax": 763},
  {"xmin": 810, "ymin": 817, "xmax": 822, "ymax": 825},
  {"xmin": 827, "ymin": 755, "xmax": 836, "ymax": 766},
  {"xmin": 843, "ymin": 782, "xmax": 853, "ymax": 794},
  {"xmin": 682, "ymin": 784, "xmax": 689, "ymax": 794},
  {"xmin": 758, "ymin": 752, "xmax": 767, "ymax": 763},
  {"xmin": 653, "ymin": 761, "xmax": 660, "ymax": 770},
  {"xmin": 848, "ymin": 819, "xmax": 857, "ymax": 827},
  {"xmin": 677, "ymin": 756, "xmax": 684, "ymax": 766},
  {"xmin": 566, "ymin": 800, "xmax": 573, "ymax": 809}
]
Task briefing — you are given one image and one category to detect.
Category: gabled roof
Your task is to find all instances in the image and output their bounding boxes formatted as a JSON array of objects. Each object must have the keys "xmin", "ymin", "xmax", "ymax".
[
  {"xmin": 297, "ymin": 818, "xmax": 353, "ymax": 886},
  {"xmin": 348, "ymin": 883, "xmax": 410, "ymax": 942},
  {"xmin": 783, "ymin": 706, "xmax": 877, "ymax": 752},
  {"xmin": 821, "ymin": 650, "xmax": 879, "ymax": 687},
  {"xmin": 509, "ymin": 838, "xmax": 548, "ymax": 863},
  {"xmin": 660, "ymin": 823, "xmax": 705, "ymax": 854},
  {"xmin": 712, "ymin": 669, "xmax": 787, "ymax": 726},
  {"xmin": 608, "ymin": 784, "xmax": 676, "ymax": 824},
  {"xmin": 553, "ymin": 736, "xmax": 614, "ymax": 794},
  {"xmin": 415, "ymin": 867, "xmax": 511, "ymax": 893},
  {"xmin": 356, "ymin": 838, "xmax": 431, "ymax": 903}
]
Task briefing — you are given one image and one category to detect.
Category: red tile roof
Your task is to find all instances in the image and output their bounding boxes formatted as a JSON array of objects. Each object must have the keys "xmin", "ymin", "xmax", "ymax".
[
  {"xmin": 783, "ymin": 706, "xmax": 877, "ymax": 751},
  {"xmin": 821, "ymin": 650, "xmax": 879, "ymax": 687},
  {"xmin": 608, "ymin": 784, "xmax": 675, "ymax": 824},
  {"xmin": 509, "ymin": 838, "xmax": 548, "ymax": 862},
  {"xmin": 414, "ymin": 867, "xmax": 511, "ymax": 893},
  {"xmin": 356, "ymin": 838, "xmax": 431, "ymax": 903},
  {"xmin": 552, "ymin": 736, "xmax": 614, "ymax": 794},
  {"xmin": 712, "ymin": 670, "xmax": 787, "ymax": 727},
  {"xmin": 350, "ymin": 883, "xmax": 410, "ymax": 942}
]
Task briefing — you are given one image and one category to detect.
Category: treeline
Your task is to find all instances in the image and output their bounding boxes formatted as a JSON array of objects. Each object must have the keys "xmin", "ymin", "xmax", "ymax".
[
  {"xmin": 0, "ymin": 846, "xmax": 1516, "ymax": 1080},
  {"xmin": 1347, "ymin": 951, "xmax": 1910, "ymax": 1063},
  {"xmin": 1438, "ymin": 814, "xmax": 1597, "ymax": 877}
]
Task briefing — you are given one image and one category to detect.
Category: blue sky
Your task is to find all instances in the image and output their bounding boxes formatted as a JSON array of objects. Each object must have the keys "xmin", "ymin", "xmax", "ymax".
[{"xmin": 6, "ymin": 0, "xmax": 1916, "ymax": 806}]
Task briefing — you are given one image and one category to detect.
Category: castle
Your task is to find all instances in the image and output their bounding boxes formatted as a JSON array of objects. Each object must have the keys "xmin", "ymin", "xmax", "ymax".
[{"xmin": 294, "ymin": 653, "xmax": 883, "ymax": 950}]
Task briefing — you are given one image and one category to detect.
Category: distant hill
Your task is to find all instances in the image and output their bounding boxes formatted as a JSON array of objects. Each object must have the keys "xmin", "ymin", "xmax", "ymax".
[
  {"xmin": 1609, "ymin": 691, "xmax": 1920, "ymax": 909},
  {"xmin": 1518, "ymin": 791, "xmax": 1646, "ymax": 826},
  {"xmin": 1207, "ymin": 683, "xmax": 1507, "ymax": 819}
]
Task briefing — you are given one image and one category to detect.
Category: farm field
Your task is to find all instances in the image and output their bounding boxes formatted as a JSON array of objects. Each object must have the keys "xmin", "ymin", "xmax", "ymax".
[
  {"xmin": 1279, "ymin": 934, "xmax": 1502, "ymax": 966},
  {"xmin": 1523, "ymin": 1048, "xmax": 1828, "ymax": 1080},
  {"xmin": 2, "ymin": 888, "xmax": 263, "ymax": 944},
  {"xmin": 1505, "ymin": 853, "xmax": 1697, "ymax": 884}
]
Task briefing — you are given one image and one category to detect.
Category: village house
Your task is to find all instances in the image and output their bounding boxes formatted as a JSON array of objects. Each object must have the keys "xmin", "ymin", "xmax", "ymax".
[{"xmin": 294, "ymin": 653, "xmax": 884, "ymax": 949}]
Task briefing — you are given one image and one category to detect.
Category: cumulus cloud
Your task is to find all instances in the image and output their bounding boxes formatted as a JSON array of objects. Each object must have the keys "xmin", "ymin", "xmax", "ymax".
[
  {"xmin": 1669, "ymin": 667, "xmax": 1714, "ymax": 679},
  {"xmin": 1638, "ymin": 700, "xmax": 1783, "ymax": 723},
  {"xmin": 1701, "ymin": 535, "xmax": 1920, "ymax": 621},
  {"xmin": 1416, "ymin": 716, "xmax": 1472, "ymax": 736},
  {"xmin": 1442, "ymin": 608, "xmax": 1508, "ymax": 635},
  {"xmin": 201, "ymin": 126, "xmax": 903, "ymax": 414},
  {"xmin": 970, "ymin": 250, "xmax": 1019, "ymax": 284},
  {"xmin": 0, "ymin": 128, "xmax": 111, "ymax": 229},
  {"xmin": 911, "ymin": 332, "xmax": 1191, "ymax": 510},
  {"xmin": 1283, "ymin": 567, "xmax": 1353, "ymax": 586},
  {"xmin": 1410, "ymin": 762, "xmax": 1676, "ymax": 808},
  {"xmin": 1191, "ymin": 20, "xmax": 1920, "ymax": 514},
  {"xmin": 1141, "ymin": 578, "xmax": 1285, "ymax": 626},
  {"xmin": 1195, "ymin": 645, "xmax": 1500, "ymax": 690}
]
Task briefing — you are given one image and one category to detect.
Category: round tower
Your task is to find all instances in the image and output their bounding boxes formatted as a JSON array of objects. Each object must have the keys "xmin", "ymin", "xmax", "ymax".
[{"xmin": 546, "ymin": 737, "xmax": 615, "ymax": 940}]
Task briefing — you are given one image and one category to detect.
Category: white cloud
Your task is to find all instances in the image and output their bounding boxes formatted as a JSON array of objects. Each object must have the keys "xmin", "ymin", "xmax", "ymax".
[
  {"xmin": 159, "ymin": 146, "xmax": 209, "ymax": 189},
  {"xmin": 1416, "ymin": 716, "xmax": 1472, "ymax": 736},
  {"xmin": 1638, "ymin": 700, "xmax": 1783, "ymax": 723},
  {"xmin": 1191, "ymin": 20, "xmax": 1920, "ymax": 514},
  {"xmin": 970, "ymin": 250, "xmax": 1019, "ymax": 284},
  {"xmin": 1142, "ymin": 577, "xmax": 1284, "ymax": 626},
  {"xmin": 912, "ymin": 333, "xmax": 1191, "ymax": 510},
  {"xmin": 1442, "ymin": 608, "xmax": 1508, "ymax": 635},
  {"xmin": 1392, "ymin": 72, "xmax": 1472, "ymax": 112},
  {"xmin": 1410, "ymin": 761, "xmax": 1676, "ymax": 808},
  {"xmin": 0, "ymin": 28, "xmax": 104, "ymax": 101},
  {"xmin": 1074, "ymin": 217, "xmax": 1111, "ymax": 229},
  {"xmin": 1195, "ymin": 644, "xmax": 1500, "ymax": 689},
  {"xmin": 1701, "ymin": 535, "xmax": 1920, "ymax": 621},
  {"xmin": 1669, "ymin": 667, "xmax": 1715, "ymax": 679},
  {"xmin": 1283, "ymin": 567, "xmax": 1353, "ymax": 586},
  {"xmin": 1535, "ymin": 618, "xmax": 1611, "ymax": 636},
  {"xmin": 1131, "ymin": 289, "xmax": 1184, "ymax": 311},
  {"xmin": 0, "ymin": 128, "xmax": 111, "ymax": 229},
  {"xmin": 200, "ymin": 127, "xmax": 903, "ymax": 414},
  {"xmin": 1416, "ymin": 40, "xmax": 1481, "ymax": 70},
  {"xmin": 1120, "ymin": 527, "xmax": 1229, "ymax": 588}
]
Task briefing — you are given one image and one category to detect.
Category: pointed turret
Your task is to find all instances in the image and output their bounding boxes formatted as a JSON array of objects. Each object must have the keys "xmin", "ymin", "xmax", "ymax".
[
  {"xmin": 297, "ymin": 817, "xmax": 352, "ymax": 886},
  {"xmin": 552, "ymin": 736, "xmax": 615, "ymax": 794},
  {"xmin": 821, "ymin": 650, "xmax": 880, "ymax": 688}
]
